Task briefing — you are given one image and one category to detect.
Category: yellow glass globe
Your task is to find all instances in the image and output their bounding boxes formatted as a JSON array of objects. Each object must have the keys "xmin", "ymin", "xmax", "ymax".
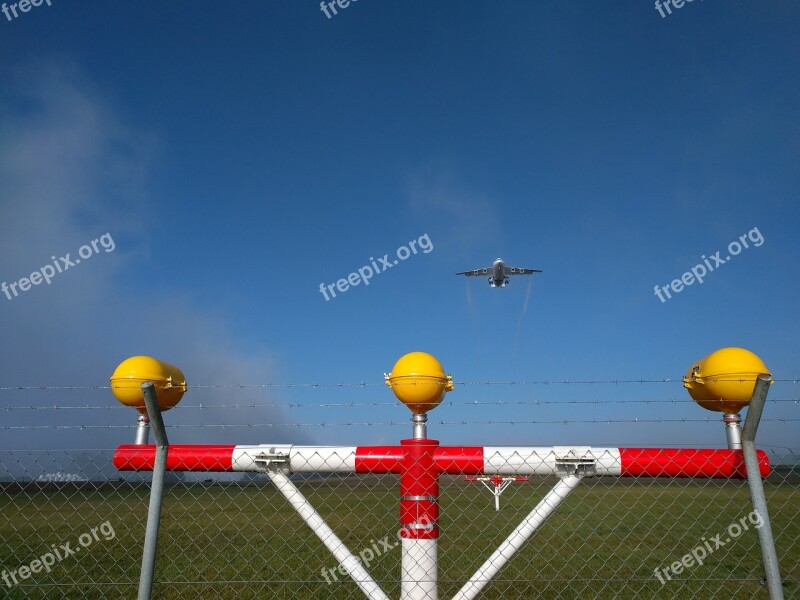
[
  {"xmin": 110, "ymin": 356, "xmax": 186, "ymax": 414},
  {"xmin": 385, "ymin": 351, "xmax": 454, "ymax": 414},
  {"xmin": 683, "ymin": 347, "xmax": 771, "ymax": 413}
]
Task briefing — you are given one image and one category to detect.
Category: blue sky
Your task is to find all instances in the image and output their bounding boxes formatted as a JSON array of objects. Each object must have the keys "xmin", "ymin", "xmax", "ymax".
[{"xmin": 1, "ymin": 1, "xmax": 798, "ymax": 454}]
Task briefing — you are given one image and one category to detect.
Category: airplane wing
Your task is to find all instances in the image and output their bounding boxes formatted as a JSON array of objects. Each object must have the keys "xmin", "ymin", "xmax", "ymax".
[
  {"xmin": 456, "ymin": 267, "xmax": 493, "ymax": 276},
  {"xmin": 504, "ymin": 267, "xmax": 542, "ymax": 275}
]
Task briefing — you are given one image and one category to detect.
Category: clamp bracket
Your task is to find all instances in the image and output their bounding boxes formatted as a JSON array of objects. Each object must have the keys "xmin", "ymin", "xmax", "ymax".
[
  {"xmin": 554, "ymin": 447, "xmax": 596, "ymax": 477},
  {"xmin": 253, "ymin": 448, "xmax": 290, "ymax": 474}
]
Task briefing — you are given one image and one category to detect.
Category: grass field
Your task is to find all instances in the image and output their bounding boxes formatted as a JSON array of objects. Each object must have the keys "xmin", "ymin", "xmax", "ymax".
[{"xmin": 1, "ymin": 475, "xmax": 798, "ymax": 599}]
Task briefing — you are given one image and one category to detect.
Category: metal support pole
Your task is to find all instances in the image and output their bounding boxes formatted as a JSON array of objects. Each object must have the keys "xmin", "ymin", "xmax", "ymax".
[
  {"xmin": 137, "ymin": 383, "xmax": 169, "ymax": 600},
  {"xmin": 265, "ymin": 468, "xmax": 390, "ymax": 600},
  {"xmin": 134, "ymin": 414, "xmax": 151, "ymax": 445},
  {"xmin": 452, "ymin": 473, "xmax": 582, "ymax": 600},
  {"xmin": 741, "ymin": 375, "xmax": 784, "ymax": 599},
  {"xmin": 723, "ymin": 413, "xmax": 742, "ymax": 450},
  {"xmin": 412, "ymin": 413, "xmax": 427, "ymax": 440}
]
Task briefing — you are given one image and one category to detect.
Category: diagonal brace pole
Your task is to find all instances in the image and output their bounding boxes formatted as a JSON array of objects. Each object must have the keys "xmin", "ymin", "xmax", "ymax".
[
  {"xmin": 265, "ymin": 467, "xmax": 390, "ymax": 600},
  {"xmin": 452, "ymin": 473, "xmax": 582, "ymax": 600},
  {"xmin": 137, "ymin": 382, "xmax": 169, "ymax": 600},
  {"xmin": 742, "ymin": 375, "xmax": 784, "ymax": 600}
]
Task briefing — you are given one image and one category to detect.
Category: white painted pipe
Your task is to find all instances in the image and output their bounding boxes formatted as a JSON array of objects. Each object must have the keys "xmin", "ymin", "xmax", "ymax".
[
  {"xmin": 452, "ymin": 474, "xmax": 582, "ymax": 600},
  {"xmin": 265, "ymin": 469, "xmax": 390, "ymax": 600},
  {"xmin": 401, "ymin": 537, "xmax": 438, "ymax": 600},
  {"xmin": 232, "ymin": 445, "xmax": 358, "ymax": 473},
  {"xmin": 483, "ymin": 447, "xmax": 621, "ymax": 476}
]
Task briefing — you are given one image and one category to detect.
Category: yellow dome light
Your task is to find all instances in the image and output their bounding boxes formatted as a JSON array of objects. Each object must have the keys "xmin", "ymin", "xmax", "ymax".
[
  {"xmin": 683, "ymin": 347, "xmax": 771, "ymax": 414},
  {"xmin": 110, "ymin": 356, "xmax": 187, "ymax": 414},
  {"xmin": 385, "ymin": 352, "xmax": 454, "ymax": 415}
]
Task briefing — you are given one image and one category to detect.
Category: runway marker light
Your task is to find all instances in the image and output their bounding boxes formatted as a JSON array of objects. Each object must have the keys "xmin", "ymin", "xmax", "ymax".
[
  {"xmin": 385, "ymin": 351, "xmax": 454, "ymax": 415},
  {"xmin": 683, "ymin": 347, "xmax": 771, "ymax": 414},
  {"xmin": 110, "ymin": 356, "xmax": 187, "ymax": 414}
]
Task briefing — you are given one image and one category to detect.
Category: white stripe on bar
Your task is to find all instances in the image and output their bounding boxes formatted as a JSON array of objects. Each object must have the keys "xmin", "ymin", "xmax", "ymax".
[
  {"xmin": 483, "ymin": 446, "xmax": 622, "ymax": 476},
  {"xmin": 231, "ymin": 445, "xmax": 357, "ymax": 472}
]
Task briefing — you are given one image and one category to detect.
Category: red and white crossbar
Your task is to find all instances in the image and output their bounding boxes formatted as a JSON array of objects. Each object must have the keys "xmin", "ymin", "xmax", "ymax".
[
  {"xmin": 115, "ymin": 443, "xmax": 770, "ymax": 600},
  {"xmin": 114, "ymin": 444, "xmax": 771, "ymax": 479}
]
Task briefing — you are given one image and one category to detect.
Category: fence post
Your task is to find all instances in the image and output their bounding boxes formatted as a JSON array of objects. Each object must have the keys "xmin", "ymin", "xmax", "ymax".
[
  {"xmin": 741, "ymin": 374, "xmax": 784, "ymax": 600},
  {"xmin": 137, "ymin": 382, "xmax": 169, "ymax": 600}
]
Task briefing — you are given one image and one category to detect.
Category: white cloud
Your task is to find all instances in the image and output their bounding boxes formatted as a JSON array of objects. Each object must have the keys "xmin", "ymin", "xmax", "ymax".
[
  {"xmin": 0, "ymin": 61, "xmax": 306, "ymax": 450},
  {"xmin": 406, "ymin": 162, "xmax": 501, "ymax": 246}
]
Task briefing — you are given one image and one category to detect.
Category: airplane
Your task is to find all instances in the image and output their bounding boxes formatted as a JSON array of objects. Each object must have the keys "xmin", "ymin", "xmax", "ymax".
[{"xmin": 456, "ymin": 258, "xmax": 542, "ymax": 288}]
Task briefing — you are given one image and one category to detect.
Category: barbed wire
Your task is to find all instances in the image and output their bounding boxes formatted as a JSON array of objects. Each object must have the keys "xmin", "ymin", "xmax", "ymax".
[
  {"xmin": 2, "ymin": 397, "xmax": 799, "ymax": 411},
  {"xmin": 1, "ymin": 417, "xmax": 798, "ymax": 430},
  {"xmin": 2, "ymin": 377, "xmax": 798, "ymax": 392},
  {"xmin": 761, "ymin": 444, "xmax": 800, "ymax": 452}
]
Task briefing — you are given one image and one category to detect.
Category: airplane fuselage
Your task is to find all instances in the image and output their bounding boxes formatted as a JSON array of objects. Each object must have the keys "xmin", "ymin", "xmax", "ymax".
[{"xmin": 490, "ymin": 258, "xmax": 508, "ymax": 288}]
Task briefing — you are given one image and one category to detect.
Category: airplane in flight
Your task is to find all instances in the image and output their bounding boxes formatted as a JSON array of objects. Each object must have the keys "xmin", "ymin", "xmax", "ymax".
[{"xmin": 456, "ymin": 258, "xmax": 542, "ymax": 288}]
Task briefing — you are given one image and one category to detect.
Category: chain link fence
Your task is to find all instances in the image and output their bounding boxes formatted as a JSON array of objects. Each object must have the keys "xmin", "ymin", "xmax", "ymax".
[{"xmin": 1, "ymin": 384, "xmax": 798, "ymax": 599}]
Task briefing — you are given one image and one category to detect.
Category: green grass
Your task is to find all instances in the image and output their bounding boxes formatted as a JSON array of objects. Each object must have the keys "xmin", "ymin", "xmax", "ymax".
[{"xmin": 1, "ymin": 477, "xmax": 798, "ymax": 599}]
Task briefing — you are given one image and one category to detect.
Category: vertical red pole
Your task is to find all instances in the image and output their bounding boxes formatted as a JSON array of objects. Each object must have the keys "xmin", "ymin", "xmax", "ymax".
[
  {"xmin": 400, "ymin": 439, "xmax": 440, "ymax": 538},
  {"xmin": 400, "ymin": 438, "xmax": 439, "ymax": 599}
]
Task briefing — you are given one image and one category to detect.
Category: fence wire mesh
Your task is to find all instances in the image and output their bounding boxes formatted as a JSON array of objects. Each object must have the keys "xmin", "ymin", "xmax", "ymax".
[{"xmin": 1, "ymin": 383, "xmax": 798, "ymax": 599}]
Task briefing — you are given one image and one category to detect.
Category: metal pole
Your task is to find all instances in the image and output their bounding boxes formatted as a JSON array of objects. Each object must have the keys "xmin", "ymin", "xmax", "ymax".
[
  {"xmin": 741, "ymin": 375, "xmax": 784, "ymax": 599},
  {"xmin": 452, "ymin": 473, "xmax": 582, "ymax": 600},
  {"xmin": 134, "ymin": 414, "xmax": 150, "ymax": 445},
  {"xmin": 412, "ymin": 413, "xmax": 427, "ymax": 440},
  {"xmin": 137, "ymin": 383, "xmax": 169, "ymax": 600},
  {"xmin": 723, "ymin": 413, "xmax": 742, "ymax": 450},
  {"xmin": 265, "ymin": 468, "xmax": 390, "ymax": 600}
]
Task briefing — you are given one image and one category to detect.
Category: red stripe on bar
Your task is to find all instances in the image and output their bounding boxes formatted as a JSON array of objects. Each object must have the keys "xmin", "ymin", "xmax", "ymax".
[
  {"xmin": 114, "ymin": 445, "xmax": 235, "ymax": 471},
  {"xmin": 434, "ymin": 446, "xmax": 484, "ymax": 475},
  {"xmin": 619, "ymin": 448, "xmax": 771, "ymax": 479},
  {"xmin": 355, "ymin": 446, "xmax": 485, "ymax": 475},
  {"xmin": 355, "ymin": 446, "xmax": 404, "ymax": 473}
]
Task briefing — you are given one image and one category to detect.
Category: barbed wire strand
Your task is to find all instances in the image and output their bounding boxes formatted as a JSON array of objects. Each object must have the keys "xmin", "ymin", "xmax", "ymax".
[
  {"xmin": 2, "ymin": 377, "xmax": 799, "ymax": 392},
  {"xmin": 2, "ymin": 397, "xmax": 799, "ymax": 411},
  {"xmin": 1, "ymin": 417, "xmax": 797, "ymax": 430}
]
